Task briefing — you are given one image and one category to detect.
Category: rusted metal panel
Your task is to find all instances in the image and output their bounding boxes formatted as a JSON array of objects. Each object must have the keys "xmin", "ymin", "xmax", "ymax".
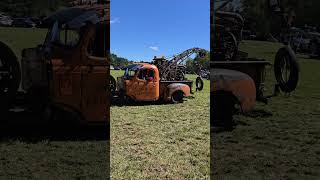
[
  {"xmin": 48, "ymin": 22, "xmax": 109, "ymax": 124},
  {"xmin": 124, "ymin": 64, "xmax": 160, "ymax": 101},
  {"xmin": 163, "ymin": 83, "xmax": 191, "ymax": 102},
  {"xmin": 211, "ymin": 68, "xmax": 256, "ymax": 112},
  {"xmin": 211, "ymin": 60, "xmax": 270, "ymax": 99}
]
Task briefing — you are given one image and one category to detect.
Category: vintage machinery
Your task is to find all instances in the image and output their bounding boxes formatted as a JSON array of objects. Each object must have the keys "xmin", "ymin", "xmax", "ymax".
[
  {"xmin": 211, "ymin": 0, "xmax": 300, "ymax": 129},
  {"xmin": 0, "ymin": 4, "xmax": 110, "ymax": 125},
  {"xmin": 213, "ymin": 0, "xmax": 244, "ymax": 61},
  {"xmin": 152, "ymin": 48, "xmax": 208, "ymax": 81},
  {"xmin": 111, "ymin": 63, "xmax": 193, "ymax": 103},
  {"xmin": 109, "ymin": 48, "xmax": 208, "ymax": 104},
  {"xmin": 288, "ymin": 28, "xmax": 320, "ymax": 58}
]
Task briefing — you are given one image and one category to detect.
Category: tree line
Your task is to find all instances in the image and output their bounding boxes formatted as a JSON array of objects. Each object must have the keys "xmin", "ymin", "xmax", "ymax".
[
  {"xmin": 111, "ymin": 52, "xmax": 210, "ymax": 73},
  {"xmin": 229, "ymin": 0, "xmax": 320, "ymax": 37}
]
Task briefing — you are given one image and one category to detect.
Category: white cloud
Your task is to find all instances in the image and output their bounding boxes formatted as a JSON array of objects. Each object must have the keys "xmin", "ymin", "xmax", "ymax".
[
  {"xmin": 149, "ymin": 46, "xmax": 159, "ymax": 51},
  {"xmin": 110, "ymin": 18, "xmax": 120, "ymax": 24}
]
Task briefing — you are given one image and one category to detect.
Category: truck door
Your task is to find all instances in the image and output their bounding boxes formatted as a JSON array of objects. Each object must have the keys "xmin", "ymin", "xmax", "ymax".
[{"xmin": 127, "ymin": 68, "xmax": 159, "ymax": 101}]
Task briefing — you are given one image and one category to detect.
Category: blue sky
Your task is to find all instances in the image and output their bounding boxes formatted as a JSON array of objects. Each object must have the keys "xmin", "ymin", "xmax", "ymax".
[{"xmin": 110, "ymin": 0, "xmax": 210, "ymax": 61}]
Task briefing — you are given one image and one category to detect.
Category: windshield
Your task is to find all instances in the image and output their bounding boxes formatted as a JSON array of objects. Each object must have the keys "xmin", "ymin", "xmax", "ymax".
[
  {"xmin": 123, "ymin": 64, "xmax": 142, "ymax": 78},
  {"xmin": 43, "ymin": 21, "xmax": 59, "ymax": 46},
  {"xmin": 214, "ymin": 0, "xmax": 233, "ymax": 11}
]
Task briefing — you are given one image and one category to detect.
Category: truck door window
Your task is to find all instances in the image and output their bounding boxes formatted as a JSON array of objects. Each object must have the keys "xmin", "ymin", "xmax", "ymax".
[
  {"xmin": 87, "ymin": 23, "xmax": 108, "ymax": 58},
  {"xmin": 138, "ymin": 69, "xmax": 154, "ymax": 81},
  {"xmin": 56, "ymin": 28, "xmax": 80, "ymax": 47}
]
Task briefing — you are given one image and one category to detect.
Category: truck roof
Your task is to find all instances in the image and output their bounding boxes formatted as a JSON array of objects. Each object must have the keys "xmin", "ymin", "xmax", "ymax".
[{"xmin": 126, "ymin": 63, "xmax": 158, "ymax": 71}]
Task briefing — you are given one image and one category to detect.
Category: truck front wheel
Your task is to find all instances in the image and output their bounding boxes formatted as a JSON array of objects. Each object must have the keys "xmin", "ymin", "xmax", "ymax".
[
  {"xmin": 211, "ymin": 91, "xmax": 235, "ymax": 130},
  {"xmin": 171, "ymin": 91, "xmax": 184, "ymax": 103},
  {"xmin": 0, "ymin": 41, "xmax": 21, "ymax": 114}
]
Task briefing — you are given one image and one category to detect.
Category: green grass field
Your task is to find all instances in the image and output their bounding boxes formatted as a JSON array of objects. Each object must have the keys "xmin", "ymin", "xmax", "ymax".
[
  {"xmin": 212, "ymin": 41, "xmax": 320, "ymax": 179},
  {"xmin": 110, "ymin": 70, "xmax": 210, "ymax": 179},
  {"xmin": 3, "ymin": 27, "xmax": 319, "ymax": 179}
]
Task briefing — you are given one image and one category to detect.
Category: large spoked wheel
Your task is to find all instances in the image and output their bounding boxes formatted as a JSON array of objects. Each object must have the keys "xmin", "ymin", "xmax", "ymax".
[
  {"xmin": 221, "ymin": 32, "xmax": 238, "ymax": 60},
  {"xmin": 274, "ymin": 46, "xmax": 299, "ymax": 93},
  {"xmin": 0, "ymin": 41, "xmax": 21, "ymax": 112}
]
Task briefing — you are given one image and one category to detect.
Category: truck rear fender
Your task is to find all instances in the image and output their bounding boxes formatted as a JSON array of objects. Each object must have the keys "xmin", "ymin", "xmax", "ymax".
[
  {"xmin": 164, "ymin": 83, "xmax": 190, "ymax": 102},
  {"xmin": 211, "ymin": 68, "xmax": 256, "ymax": 112}
]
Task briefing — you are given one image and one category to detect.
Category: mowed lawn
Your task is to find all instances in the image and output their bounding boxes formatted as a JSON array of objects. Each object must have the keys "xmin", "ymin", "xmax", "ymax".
[
  {"xmin": 110, "ymin": 70, "xmax": 210, "ymax": 178},
  {"xmin": 0, "ymin": 27, "xmax": 108, "ymax": 179},
  {"xmin": 212, "ymin": 41, "xmax": 320, "ymax": 179}
]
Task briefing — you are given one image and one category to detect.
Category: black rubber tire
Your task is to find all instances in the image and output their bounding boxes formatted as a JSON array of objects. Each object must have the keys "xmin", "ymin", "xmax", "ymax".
[
  {"xmin": 0, "ymin": 41, "xmax": 21, "ymax": 112},
  {"xmin": 211, "ymin": 91, "xmax": 235, "ymax": 129},
  {"xmin": 110, "ymin": 75, "xmax": 116, "ymax": 95},
  {"xmin": 171, "ymin": 91, "xmax": 184, "ymax": 104},
  {"xmin": 196, "ymin": 76, "xmax": 204, "ymax": 91},
  {"xmin": 274, "ymin": 46, "xmax": 299, "ymax": 93}
]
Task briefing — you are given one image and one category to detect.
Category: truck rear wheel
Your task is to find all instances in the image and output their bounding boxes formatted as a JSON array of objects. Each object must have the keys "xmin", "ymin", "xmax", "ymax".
[
  {"xmin": 211, "ymin": 91, "xmax": 235, "ymax": 130},
  {"xmin": 171, "ymin": 91, "xmax": 184, "ymax": 103},
  {"xmin": 110, "ymin": 75, "xmax": 116, "ymax": 96},
  {"xmin": 0, "ymin": 41, "xmax": 21, "ymax": 113}
]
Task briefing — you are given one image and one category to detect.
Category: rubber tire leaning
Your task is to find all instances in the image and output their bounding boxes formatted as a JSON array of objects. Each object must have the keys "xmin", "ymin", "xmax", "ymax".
[
  {"xmin": 211, "ymin": 91, "xmax": 235, "ymax": 130},
  {"xmin": 274, "ymin": 46, "xmax": 299, "ymax": 93},
  {"xmin": 0, "ymin": 41, "xmax": 21, "ymax": 113},
  {"xmin": 196, "ymin": 76, "xmax": 204, "ymax": 91}
]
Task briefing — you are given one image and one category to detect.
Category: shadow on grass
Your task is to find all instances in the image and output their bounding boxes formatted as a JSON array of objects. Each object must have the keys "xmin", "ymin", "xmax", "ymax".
[
  {"xmin": 110, "ymin": 98, "xmax": 193, "ymax": 107},
  {"xmin": 243, "ymin": 109, "xmax": 273, "ymax": 118},
  {"xmin": 211, "ymin": 109, "xmax": 273, "ymax": 133},
  {"xmin": 0, "ymin": 112, "xmax": 109, "ymax": 142}
]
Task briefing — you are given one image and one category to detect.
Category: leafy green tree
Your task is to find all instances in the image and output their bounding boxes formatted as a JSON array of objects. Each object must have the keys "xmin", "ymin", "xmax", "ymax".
[
  {"xmin": 240, "ymin": 0, "xmax": 320, "ymax": 37},
  {"xmin": 110, "ymin": 53, "xmax": 129, "ymax": 69}
]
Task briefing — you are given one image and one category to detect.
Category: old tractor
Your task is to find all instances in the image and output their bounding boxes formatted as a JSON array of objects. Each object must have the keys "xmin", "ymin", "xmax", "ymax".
[
  {"xmin": 0, "ymin": 4, "xmax": 110, "ymax": 126},
  {"xmin": 110, "ymin": 48, "xmax": 208, "ymax": 103},
  {"xmin": 211, "ymin": 0, "xmax": 300, "ymax": 129}
]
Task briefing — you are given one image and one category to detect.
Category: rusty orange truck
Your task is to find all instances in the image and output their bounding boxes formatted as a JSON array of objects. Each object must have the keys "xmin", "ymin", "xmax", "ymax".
[
  {"xmin": 111, "ymin": 63, "xmax": 193, "ymax": 103},
  {"xmin": 0, "ymin": 5, "xmax": 110, "ymax": 126}
]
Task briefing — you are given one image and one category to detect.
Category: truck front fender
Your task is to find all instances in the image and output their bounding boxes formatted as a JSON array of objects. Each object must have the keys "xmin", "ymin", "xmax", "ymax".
[
  {"xmin": 211, "ymin": 68, "xmax": 256, "ymax": 112},
  {"xmin": 164, "ymin": 83, "xmax": 191, "ymax": 102}
]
